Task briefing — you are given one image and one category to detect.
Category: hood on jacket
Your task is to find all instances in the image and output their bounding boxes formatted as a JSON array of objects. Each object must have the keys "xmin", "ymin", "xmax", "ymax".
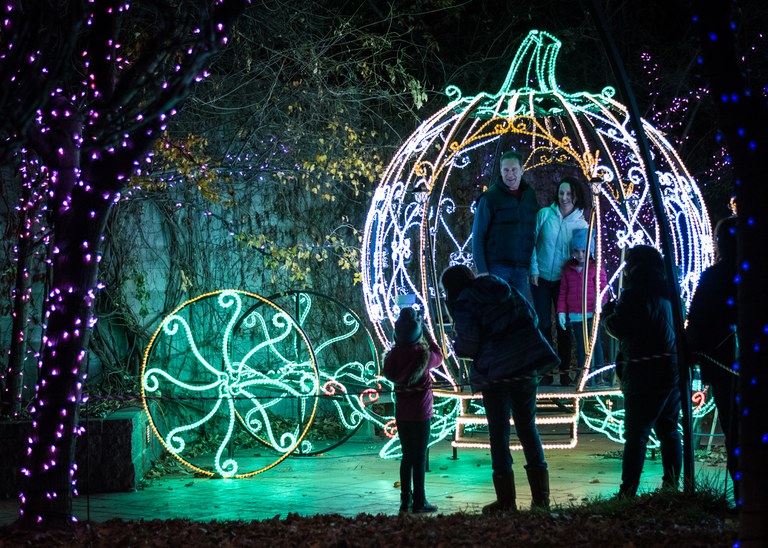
[{"xmin": 461, "ymin": 274, "xmax": 511, "ymax": 305}]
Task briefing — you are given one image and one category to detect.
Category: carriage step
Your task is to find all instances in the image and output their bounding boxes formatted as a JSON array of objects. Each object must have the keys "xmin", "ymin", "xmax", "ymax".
[
  {"xmin": 452, "ymin": 394, "xmax": 579, "ymax": 451},
  {"xmin": 453, "ymin": 418, "xmax": 578, "ymax": 450}
]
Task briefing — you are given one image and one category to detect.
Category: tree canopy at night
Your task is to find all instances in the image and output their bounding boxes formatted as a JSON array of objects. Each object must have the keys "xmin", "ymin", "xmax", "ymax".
[{"xmin": 0, "ymin": 0, "xmax": 251, "ymax": 526}]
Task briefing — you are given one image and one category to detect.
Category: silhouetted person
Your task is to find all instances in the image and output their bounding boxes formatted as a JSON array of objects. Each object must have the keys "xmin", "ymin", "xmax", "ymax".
[
  {"xmin": 382, "ymin": 307, "xmax": 443, "ymax": 514},
  {"xmin": 442, "ymin": 265, "xmax": 555, "ymax": 513},
  {"xmin": 686, "ymin": 216, "xmax": 740, "ymax": 503},
  {"xmin": 602, "ymin": 245, "xmax": 681, "ymax": 497}
]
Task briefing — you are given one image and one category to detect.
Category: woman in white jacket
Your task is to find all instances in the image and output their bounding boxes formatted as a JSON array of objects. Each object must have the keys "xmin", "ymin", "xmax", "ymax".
[{"xmin": 529, "ymin": 177, "xmax": 589, "ymax": 385}]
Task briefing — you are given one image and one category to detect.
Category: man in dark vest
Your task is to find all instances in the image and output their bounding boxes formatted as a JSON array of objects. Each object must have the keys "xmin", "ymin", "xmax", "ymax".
[{"xmin": 472, "ymin": 150, "xmax": 539, "ymax": 302}]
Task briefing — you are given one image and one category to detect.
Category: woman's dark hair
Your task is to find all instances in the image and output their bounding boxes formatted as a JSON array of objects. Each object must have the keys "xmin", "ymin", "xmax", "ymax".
[
  {"xmin": 441, "ymin": 265, "xmax": 475, "ymax": 301},
  {"xmin": 624, "ymin": 245, "xmax": 668, "ymax": 296},
  {"xmin": 555, "ymin": 177, "xmax": 584, "ymax": 209}
]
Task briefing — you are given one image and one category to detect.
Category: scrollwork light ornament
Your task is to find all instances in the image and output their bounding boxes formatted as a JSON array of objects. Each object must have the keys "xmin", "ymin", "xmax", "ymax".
[
  {"xmin": 141, "ymin": 290, "xmax": 319, "ymax": 478},
  {"xmin": 361, "ymin": 29, "xmax": 714, "ymax": 450}
]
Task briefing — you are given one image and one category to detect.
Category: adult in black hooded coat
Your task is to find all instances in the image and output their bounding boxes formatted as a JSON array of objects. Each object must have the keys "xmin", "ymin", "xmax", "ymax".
[
  {"xmin": 441, "ymin": 265, "xmax": 554, "ymax": 513},
  {"xmin": 686, "ymin": 216, "xmax": 739, "ymax": 501},
  {"xmin": 602, "ymin": 245, "xmax": 681, "ymax": 497}
]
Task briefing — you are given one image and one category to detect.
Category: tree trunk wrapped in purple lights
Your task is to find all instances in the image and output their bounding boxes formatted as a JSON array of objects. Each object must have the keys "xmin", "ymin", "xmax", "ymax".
[{"xmin": 0, "ymin": 0, "xmax": 250, "ymax": 528}]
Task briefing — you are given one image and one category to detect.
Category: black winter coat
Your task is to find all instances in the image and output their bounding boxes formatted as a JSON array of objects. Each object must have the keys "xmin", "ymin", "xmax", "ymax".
[
  {"xmin": 446, "ymin": 275, "xmax": 552, "ymax": 391},
  {"xmin": 471, "ymin": 181, "xmax": 539, "ymax": 273},
  {"xmin": 602, "ymin": 286, "xmax": 678, "ymax": 392},
  {"xmin": 686, "ymin": 261, "xmax": 738, "ymax": 385}
]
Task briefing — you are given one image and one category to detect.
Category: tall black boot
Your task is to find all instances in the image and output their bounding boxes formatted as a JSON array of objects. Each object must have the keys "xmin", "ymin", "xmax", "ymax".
[
  {"xmin": 412, "ymin": 492, "xmax": 437, "ymax": 514},
  {"xmin": 616, "ymin": 482, "xmax": 638, "ymax": 498},
  {"xmin": 661, "ymin": 470, "xmax": 679, "ymax": 492},
  {"xmin": 526, "ymin": 467, "xmax": 550, "ymax": 509},
  {"xmin": 399, "ymin": 490, "xmax": 412, "ymax": 513},
  {"xmin": 483, "ymin": 472, "xmax": 516, "ymax": 514}
]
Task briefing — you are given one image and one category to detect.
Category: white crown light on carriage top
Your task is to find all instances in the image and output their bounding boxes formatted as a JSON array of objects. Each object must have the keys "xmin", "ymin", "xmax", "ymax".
[{"xmin": 361, "ymin": 29, "xmax": 714, "ymax": 451}]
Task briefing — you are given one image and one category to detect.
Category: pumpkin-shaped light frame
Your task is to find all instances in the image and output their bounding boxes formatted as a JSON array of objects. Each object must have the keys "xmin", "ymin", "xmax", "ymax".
[{"xmin": 361, "ymin": 30, "xmax": 713, "ymax": 451}]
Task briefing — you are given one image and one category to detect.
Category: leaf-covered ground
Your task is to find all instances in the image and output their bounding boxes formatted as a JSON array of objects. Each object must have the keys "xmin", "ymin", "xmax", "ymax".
[{"xmin": 0, "ymin": 491, "xmax": 737, "ymax": 547}]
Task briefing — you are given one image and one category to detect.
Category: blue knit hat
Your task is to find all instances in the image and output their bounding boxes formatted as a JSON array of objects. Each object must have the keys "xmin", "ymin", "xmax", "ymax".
[
  {"xmin": 395, "ymin": 307, "xmax": 422, "ymax": 345},
  {"xmin": 571, "ymin": 228, "xmax": 589, "ymax": 251}
]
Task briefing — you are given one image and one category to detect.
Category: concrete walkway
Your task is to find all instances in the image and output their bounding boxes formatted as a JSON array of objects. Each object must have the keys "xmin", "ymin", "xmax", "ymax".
[{"xmin": 0, "ymin": 430, "xmax": 729, "ymax": 524}]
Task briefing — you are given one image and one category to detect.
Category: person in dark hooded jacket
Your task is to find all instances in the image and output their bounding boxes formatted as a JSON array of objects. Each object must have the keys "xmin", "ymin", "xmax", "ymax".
[
  {"xmin": 602, "ymin": 245, "xmax": 681, "ymax": 497},
  {"xmin": 382, "ymin": 307, "xmax": 443, "ymax": 514},
  {"xmin": 686, "ymin": 216, "xmax": 739, "ymax": 501},
  {"xmin": 441, "ymin": 265, "xmax": 551, "ymax": 514}
]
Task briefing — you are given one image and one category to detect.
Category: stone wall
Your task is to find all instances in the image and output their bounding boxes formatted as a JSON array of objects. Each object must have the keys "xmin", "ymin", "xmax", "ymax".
[{"xmin": 0, "ymin": 407, "xmax": 161, "ymax": 499}]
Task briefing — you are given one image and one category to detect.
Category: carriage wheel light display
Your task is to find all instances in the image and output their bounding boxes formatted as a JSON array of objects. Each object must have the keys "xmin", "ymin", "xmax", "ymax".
[
  {"xmin": 360, "ymin": 29, "xmax": 715, "ymax": 449},
  {"xmin": 140, "ymin": 288, "xmax": 431, "ymax": 477},
  {"xmin": 141, "ymin": 290, "xmax": 320, "ymax": 478}
]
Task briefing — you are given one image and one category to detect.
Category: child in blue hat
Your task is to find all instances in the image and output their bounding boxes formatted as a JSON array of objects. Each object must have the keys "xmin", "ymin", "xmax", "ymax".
[
  {"xmin": 382, "ymin": 307, "xmax": 443, "ymax": 513},
  {"xmin": 557, "ymin": 228, "xmax": 609, "ymax": 386}
]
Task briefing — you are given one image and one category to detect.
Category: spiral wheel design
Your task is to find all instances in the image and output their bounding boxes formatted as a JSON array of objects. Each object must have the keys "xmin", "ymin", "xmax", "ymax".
[{"xmin": 140, "ymin": 290, "xmax": 319, "ymax": 478}]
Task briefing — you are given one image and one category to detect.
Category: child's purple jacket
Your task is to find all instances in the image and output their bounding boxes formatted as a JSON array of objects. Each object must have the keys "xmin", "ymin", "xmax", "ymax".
[{"xmin": 382, "ymin": 340, "xmax": 443, "ymax": 421}]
